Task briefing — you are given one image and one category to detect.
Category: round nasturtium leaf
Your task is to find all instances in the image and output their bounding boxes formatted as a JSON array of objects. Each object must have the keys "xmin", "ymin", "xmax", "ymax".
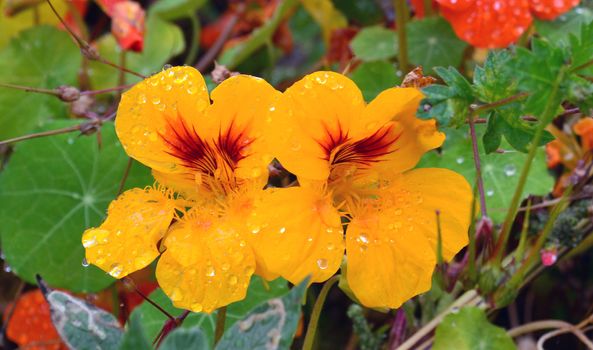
[{"xmin": 0, "ymin": 121, "xmax": 152, "ymax": 292}]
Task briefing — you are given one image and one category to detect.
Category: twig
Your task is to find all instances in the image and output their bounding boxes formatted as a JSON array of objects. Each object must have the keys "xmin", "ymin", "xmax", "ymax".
[
  {"xmin": 0, "ymin": 124, "xmax": 83, "ymax": 146},
  {"xmin": 468, "ymin": 114, "xmax": 488, "ymax": 218},
  {"xmin": 45, "ymin": 0, "xmax": 145, "ymax": 79},
  {"xmin": 0, "ymin": 82, "xmax": 60, "ymax": 96},
  {"xmin": 195, "ymin": 4, "xmax": 245, "ymax": 71},
  {"xmin": 394, "ymin": 0, "xmax": 409, "ymax": 73},
  {"xmin": 117, "ymin": 158, "xmax": 134, "ymax": 195},
  {"xmin": 80, "ymin": 84, "xmax": 134, "ymax": 96},
  {"xmin": 123, "ymin": 277, "xmax": 175, "ymax": 321}
]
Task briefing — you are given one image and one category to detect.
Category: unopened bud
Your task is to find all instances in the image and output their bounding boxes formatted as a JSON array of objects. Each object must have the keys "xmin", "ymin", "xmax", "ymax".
[{"xmin": 56, "ymin": 85, "xmax": 80, "ymax": 102}]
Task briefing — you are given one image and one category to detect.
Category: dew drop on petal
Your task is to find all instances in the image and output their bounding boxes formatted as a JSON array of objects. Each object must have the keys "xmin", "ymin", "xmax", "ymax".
[
  {"xmin": 228, "ymin": 275, "xmax": 238, "ymax": 285},
  {"xmin": 205, "ymin": 266, "xmax": 216, "ymax": 277},
  {"xmin": 108, "ymin": 263, "xmax": 123, "ymax": 278},
  {"xmin": 279, "ymin": 227, "xmax": 286, "ymax": 234},
  {"xmin": 221, "ymin": 263, "xmax": 231, "ymax": 271},
  {"xmin": 191, "ymin": 303, "xmax": 203, "ymax": 312},
  {"xmin": 316, "ymin": 258, "xmax": 328, "ymax": 270}
]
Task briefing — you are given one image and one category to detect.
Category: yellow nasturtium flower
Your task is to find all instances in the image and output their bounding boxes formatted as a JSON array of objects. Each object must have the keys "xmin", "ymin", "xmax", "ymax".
[
  {"xmin": 82, "ymin": 66, "xmax": 280, "ymax": 313},
  {"xmin": 254, "ymin": 71, "xmax": 473, "ymax": 309}
]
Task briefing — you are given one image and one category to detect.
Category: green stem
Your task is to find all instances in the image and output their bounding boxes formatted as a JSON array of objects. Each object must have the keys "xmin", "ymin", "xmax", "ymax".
[
  {"xmin": 303, "ymin": 275, "xmax": 340, "ymax": 350},
  {"xmin": 514, "ymin": 200, "xmax": 532, "ymax": 263},
  {"xmin": 471, "ymin": 92, "xmax": 529, "ymax": 115},
  {"xmin": 493, "ymin": 66, "xmax": 567, "ymax": 265},
  {"xmin": 214, "ymin": 306, "xmax": 227, "ymax": 345},
  {"xmin": 395, "ymin": 0, "xmax": 409, "ymax": 73},
  {"xmin": 0, "ymin": 82, "xmax": 60, "ymax": 96},
  {"xmin": 184, "ymin": 13, "xmax": 201, "ymax": 65}
]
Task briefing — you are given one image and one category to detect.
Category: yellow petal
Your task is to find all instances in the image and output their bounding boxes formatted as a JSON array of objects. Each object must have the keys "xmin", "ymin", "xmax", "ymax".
[
  {"xmin": 116, "ymin": 66, "xmax": 210, "ymax": 174},
  {"xmin": 383, "ymin": 168, "xmax": 473, "ymax": 261},
  {"xmin": 359, "ymin": 87, "xmax": 445, "ymax": 174},
  {"xmin": 82, "ymin": 187, "xmax": 177, "ymax": 278},
  {"xmin": 268, "ymin": 71, "xmax": 366, "ymax": 181},
  {"xmin": 245, "ymin": 186, "xmax": 345, "ymax": 284},
  {"xmin": 156, "ymin": 209, "xmax": 255, "ymax": 313},
  {"xmin": 207, "ymin": 75, "xmax": 281, "ymax": 183},
  {"xmin": 346, "ymin": 210, "xmax": 436, "ymax": 309}
]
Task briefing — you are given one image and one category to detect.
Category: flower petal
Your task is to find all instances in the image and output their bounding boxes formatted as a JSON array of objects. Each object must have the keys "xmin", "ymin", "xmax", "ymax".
[
  {"xmin": 246, "ymin": 186, "xmax": 345, "ymax": 284},
  {"xmin": 156, "ymin": 209, "xmax": 255, "ymax": 313},
  {"xmin": 269, "ymin": 71, "xmax": 366, "ymax": 181},
  {"xmin": 346, "ymin": 209, "xmax": 436, "ymax": 309},
  {"xmin": 82, "ymin": 187, "xmax": 177, "ymax": 278},
  {"xmin": 207, "ymin": 75, "xmax": 281, "ymax": 182},
  {"xmin": 358, "ymin": 87, "xmax": 445, "ymax": 174},
  {"xmin": 383, "ymin": 168, "xmax": 473, "ymax": 260},
  {"xmin": 440, "ymin": 0, "xmax": 533, "ymax": 48},
  {"xmin": 529, "ymin": 0, "xmax": 579, "ymax": 20},
  {"xmin": 116, "ymin": 66, "xmax": 210, "ymax": 174}
]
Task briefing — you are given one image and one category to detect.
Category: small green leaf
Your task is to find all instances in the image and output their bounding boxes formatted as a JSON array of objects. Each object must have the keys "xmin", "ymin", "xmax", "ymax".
[
  {"xmin": 118, "ymin": 312, "xmax": 151, "ymax": 350},
  {"xmin": 418, "ymin": 66, "xmax": 474, "ymax": 127},
  {"xmin": 129, "ymin": 276, "xmax": 288, "ymax": 347},
  {"xmin": 0, "ymin": 25, "xmax": 81, "ymax": 139},
  {"xmin": 535, "ymin": 5, "xmax": 593, "ymax": 46},
  {"xmin": 350, "ymin": 61, "xmax": 401, "ymax": 101},
  {"xmin": 45, "ymin": 288, "xmax": 124, "ymax": 350},
  {"xmin": 407, "ymin": 17, "xmax": 468, "ymax": 74},
  {"xmin": 569, "ymin": 21, "xmax": 593, "ymax": 75},
  {"xmin": 151, "ymin": 0, "xmax": 207, "ymax": 20},
  {"xmin": 350, "ymin": 26, "xmax": 398, "ymax": 62},
  {"xmin": 215, "ymin": 278, "xmax": 309, "ymax": 350},
  {"xmin": 0, "ymin": 121, "xmax": 152, "ymax": 292},
  {"xmin": 89, "ymin": 13, "xmax": 185, "ymax": 89},
  {"xmin": 160, "ymin": 328, "xmax": 209, "ymax": 350},
  {"xmin": 419, "ymin": 127, "xmax": 553, "ymax": 222},
  {"xmin": 433, "ymin": 307, "xmax": 516, "ymax": 350}
]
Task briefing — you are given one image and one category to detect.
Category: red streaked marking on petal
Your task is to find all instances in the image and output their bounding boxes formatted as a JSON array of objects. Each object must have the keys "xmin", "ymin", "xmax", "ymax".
[{"xmin": 160, "ymin": 113, "xmax": 251, "ymax": 177}]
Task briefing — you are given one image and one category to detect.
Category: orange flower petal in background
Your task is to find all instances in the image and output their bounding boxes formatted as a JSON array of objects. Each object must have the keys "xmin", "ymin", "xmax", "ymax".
[
  {"xmin": 82, "ymin": 186, "xmax": 177, "ymax": 278},
  {"xmin": 573, "ymin": 117, "xmax": 593, "ymax": 152},
  {"xmin": 529, "ymin": 0, "xmax": 580, "ymax": 19},
  {"xmin": 437, "ymin": 0, "xmax": 533, "ymax": 48},
  {"xmin": 4, "ymin": 290, "xmax": 66, "ymax": 350},
  {"xmin": 111, "ymin": 0, "xmax": 145, "ymax": 52}
]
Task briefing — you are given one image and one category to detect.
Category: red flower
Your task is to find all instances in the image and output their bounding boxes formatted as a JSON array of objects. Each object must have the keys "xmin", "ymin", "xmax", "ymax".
[{"xmin": 436, "ymin": 0, "xmax": 580, "ymax": 48}]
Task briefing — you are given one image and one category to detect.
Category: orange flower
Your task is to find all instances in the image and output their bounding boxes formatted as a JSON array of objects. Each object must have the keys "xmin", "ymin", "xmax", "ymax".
[
  {"xmin": 82, "ymin": 67, "xmax": 280, "ymax": 313},
  {"xmin": 253, "ymin": 72, "xmax": 472, "ymax": 308},
  {"xmin": 573, "ymin": 117, "xmax": 593, "ymax": 152},
  {"xmin": 436, "ymin": 0, "xmax": 580, "ymax": 48}
]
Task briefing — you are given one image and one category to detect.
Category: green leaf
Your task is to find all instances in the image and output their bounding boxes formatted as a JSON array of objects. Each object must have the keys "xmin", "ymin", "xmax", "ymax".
[
  {"xmin": 350, "ymin": 61, "xmax": 401, "ymax": 101},
  {"xmin": 160, "ymin": 328, "xmax": 209, "ymax": 350},
  {"xmin": 334, "ymin": 0, "xmax": 383, "ymax": 26},
  {"xmin": 0, "ymin": 121, "xmax": 152, "ymax": 292},
  {"xmin": 151, "ymin": 0, "xmax": 206, "ymax": 20},
  {"xmin": 45, "ymin": 288, "xmax": 124, "ymax": 349},
  {"xmin": 514, "ymin": 39, "xmax": 567, "ymax": 117},
  {"xmin": 569, "ymin": 21, "xmax": 593, "ymax": 74},
  {"xmin": 419, "ymin": 127, "xmax": 553, "ymax": 222},
  {"xmin": 89, "ymin": 13, "xmax": 185, "ymax": 90},
  {"xmin": 215, "ymin": 278, "xmax": 308, "ymax": 350},
  {"xmin": 350, "ymin": 26, "xmax": 398, "ymax": 62},
  {"xmin": 129, "ymin": 276, "xmax": 288, "ymax": 347},
  {"xmin": 433, "ymin": 307, "xmax": 516, "ymax": 350},
  {"xmin": 0, "ymin": 25, "xmax": 81, "ymax": 139},
  {"xmin": 418, "ymin": 66, "xmax": 474, "ymax": 127},
  {"xmin": 565, "ymin": 75, "xmax": 593, "ymax": 115},
  {"xmin": 119, "ymin": 312, "xmax": 151, "ymax": 350},
  {"xmin": 406, "ymin": 17, "xmax": 468, "ymax": 74},
  {"xmin": 535, "ymin": 5, "xmax": 593, "ymax": 46}
]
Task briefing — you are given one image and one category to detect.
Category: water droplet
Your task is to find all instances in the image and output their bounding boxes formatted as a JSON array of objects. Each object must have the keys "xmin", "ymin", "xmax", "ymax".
[
  {"xmin": 327, "ymin": 243, "xmax": 335, "ymax": 250},
  {"xmin": 174, "ymin": 74, "xmax": 188, "ymax": 84},
  {"xmin": 486, "ymin": 189, "xmax": 494, "ymax": 197},
  {"xmin": 504, "ymin": 164, "xmax": 516, "ymax": 177},
  {"xmin": 251, "ymin": 226, "xmax": 261, "ymax": 234},
  {"xmin": 109, "ymin": 264, "xmax": 123, "ymax": 278},
  {"xmin": 456, "ymin": 157, "xmax": 465, "ymax": 164},
  {"xmin": 191, "ymin": 303, "xmax": 203, "ymax": 312},
  {"xmin": 82, "ymin": 236, "xmax": 97, "ymax": 248},
  {"xmin": 316, "ymin": 258, "xmax": 328, "ymax": 270},
  {"xmin": 67, "ymin": 138, "xmax": 75, "ymax": 145},
  {"xmin": 151, "ymin": 97, "xmax": 161, "ymax": 105},
  {"xmin": 187, "ymin": 86, "xmax": 198, "ymax": 94},
  {"xmin": 82, "ymin": 257, "xmax": 89, "ymax": 267},
  {"xmin": 163, "ymin": 64, "xmax": 173, "ymax": 70},
  {"xmin": 4, "ymin": 263, "xmax": 12, "ymax": 273},
  {"xmin": 228, "ymin": 275, "xmax": 238, "ymax": 285},
  {"xmin": 358, "ymin": 233, "xmax": 369, "ymax": 244},
  {"xmin": 221, "ymin": 263, "xmax": 230, "ymax": 271},
  {"xmin": 205, "ymin": 266, "xmax": 216, "ymax": 277},
  {"xmin": 279, "ymin": 227, "xmax": 286, "ymax": 234},
  {"xmin": 269, "ymin": 106, "xmax": 276, "ymax": 112}
]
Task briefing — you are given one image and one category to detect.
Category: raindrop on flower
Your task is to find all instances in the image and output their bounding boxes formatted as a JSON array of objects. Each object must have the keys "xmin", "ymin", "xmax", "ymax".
[
  {"xmin": 316, "ymin": 258, "xmax": 328, "ymax": 270},
  {"xmin": 279, "ymin": 227, "xmax": 286, "ymax": 234},
  {"xmin": 205, "ymin": 266, "xmax": 216, "ymax": 277},
  {"xmin": 82, "ymin": 257, "xmax": 89, "ymax": 267},
  {"xmin": 228, "ymin": 275, "xmax": 238, "ymax": 285},
  {"xmin": 108, "ymin": 263, "xmax": 123, "ymax": 278}
]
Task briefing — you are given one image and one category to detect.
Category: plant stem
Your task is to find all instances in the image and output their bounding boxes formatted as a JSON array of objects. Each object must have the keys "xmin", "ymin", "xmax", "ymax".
[
  {"xmin": 214, "ymin": 306, "xmax": 227, "ymax": 344},
  {"xmin": 303, "ymin": 275, "xmax": 340, "ymax": 350},
  {"xmin": 492, "ymin": 67, "xmax": 567, "ymax": 265},
  {"xmin": 471, "ymin": 92, "xmax": 529, "ymax": 115},
  {"xmin": 185, "ymin": 13, "xmax": 201, "ymax": 65},
  {"xmin": 468, "ymin": 114, "xmax": 488, "ymax": 218},
  {"xmin": 80, "ymin": 84, "xmax": 134, "ymax": 96},
  {"xmin": 422, "ymin": 0, "xmax": 434, "ymax": 16},
  {"xmin": 117, "ymin": 158, "xmax": 134, "ymax": 195},
  {"xmin": 570, "ymin": 57, "xmax": 593, "ymax": 73},
  {"xmin": 394, "ymin": 0, "xmax": 409, "ymax": 73},
  {"xmin": 0, "ymin": 82, "xmax": 61, "ymax": 96},
  {"xmin": 467, "ymin": 186, "xmax": 479, "ymax": 280},
  {"xmin": 0, "ymin": 124, "xmax": 82, "ymax": 146}
]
